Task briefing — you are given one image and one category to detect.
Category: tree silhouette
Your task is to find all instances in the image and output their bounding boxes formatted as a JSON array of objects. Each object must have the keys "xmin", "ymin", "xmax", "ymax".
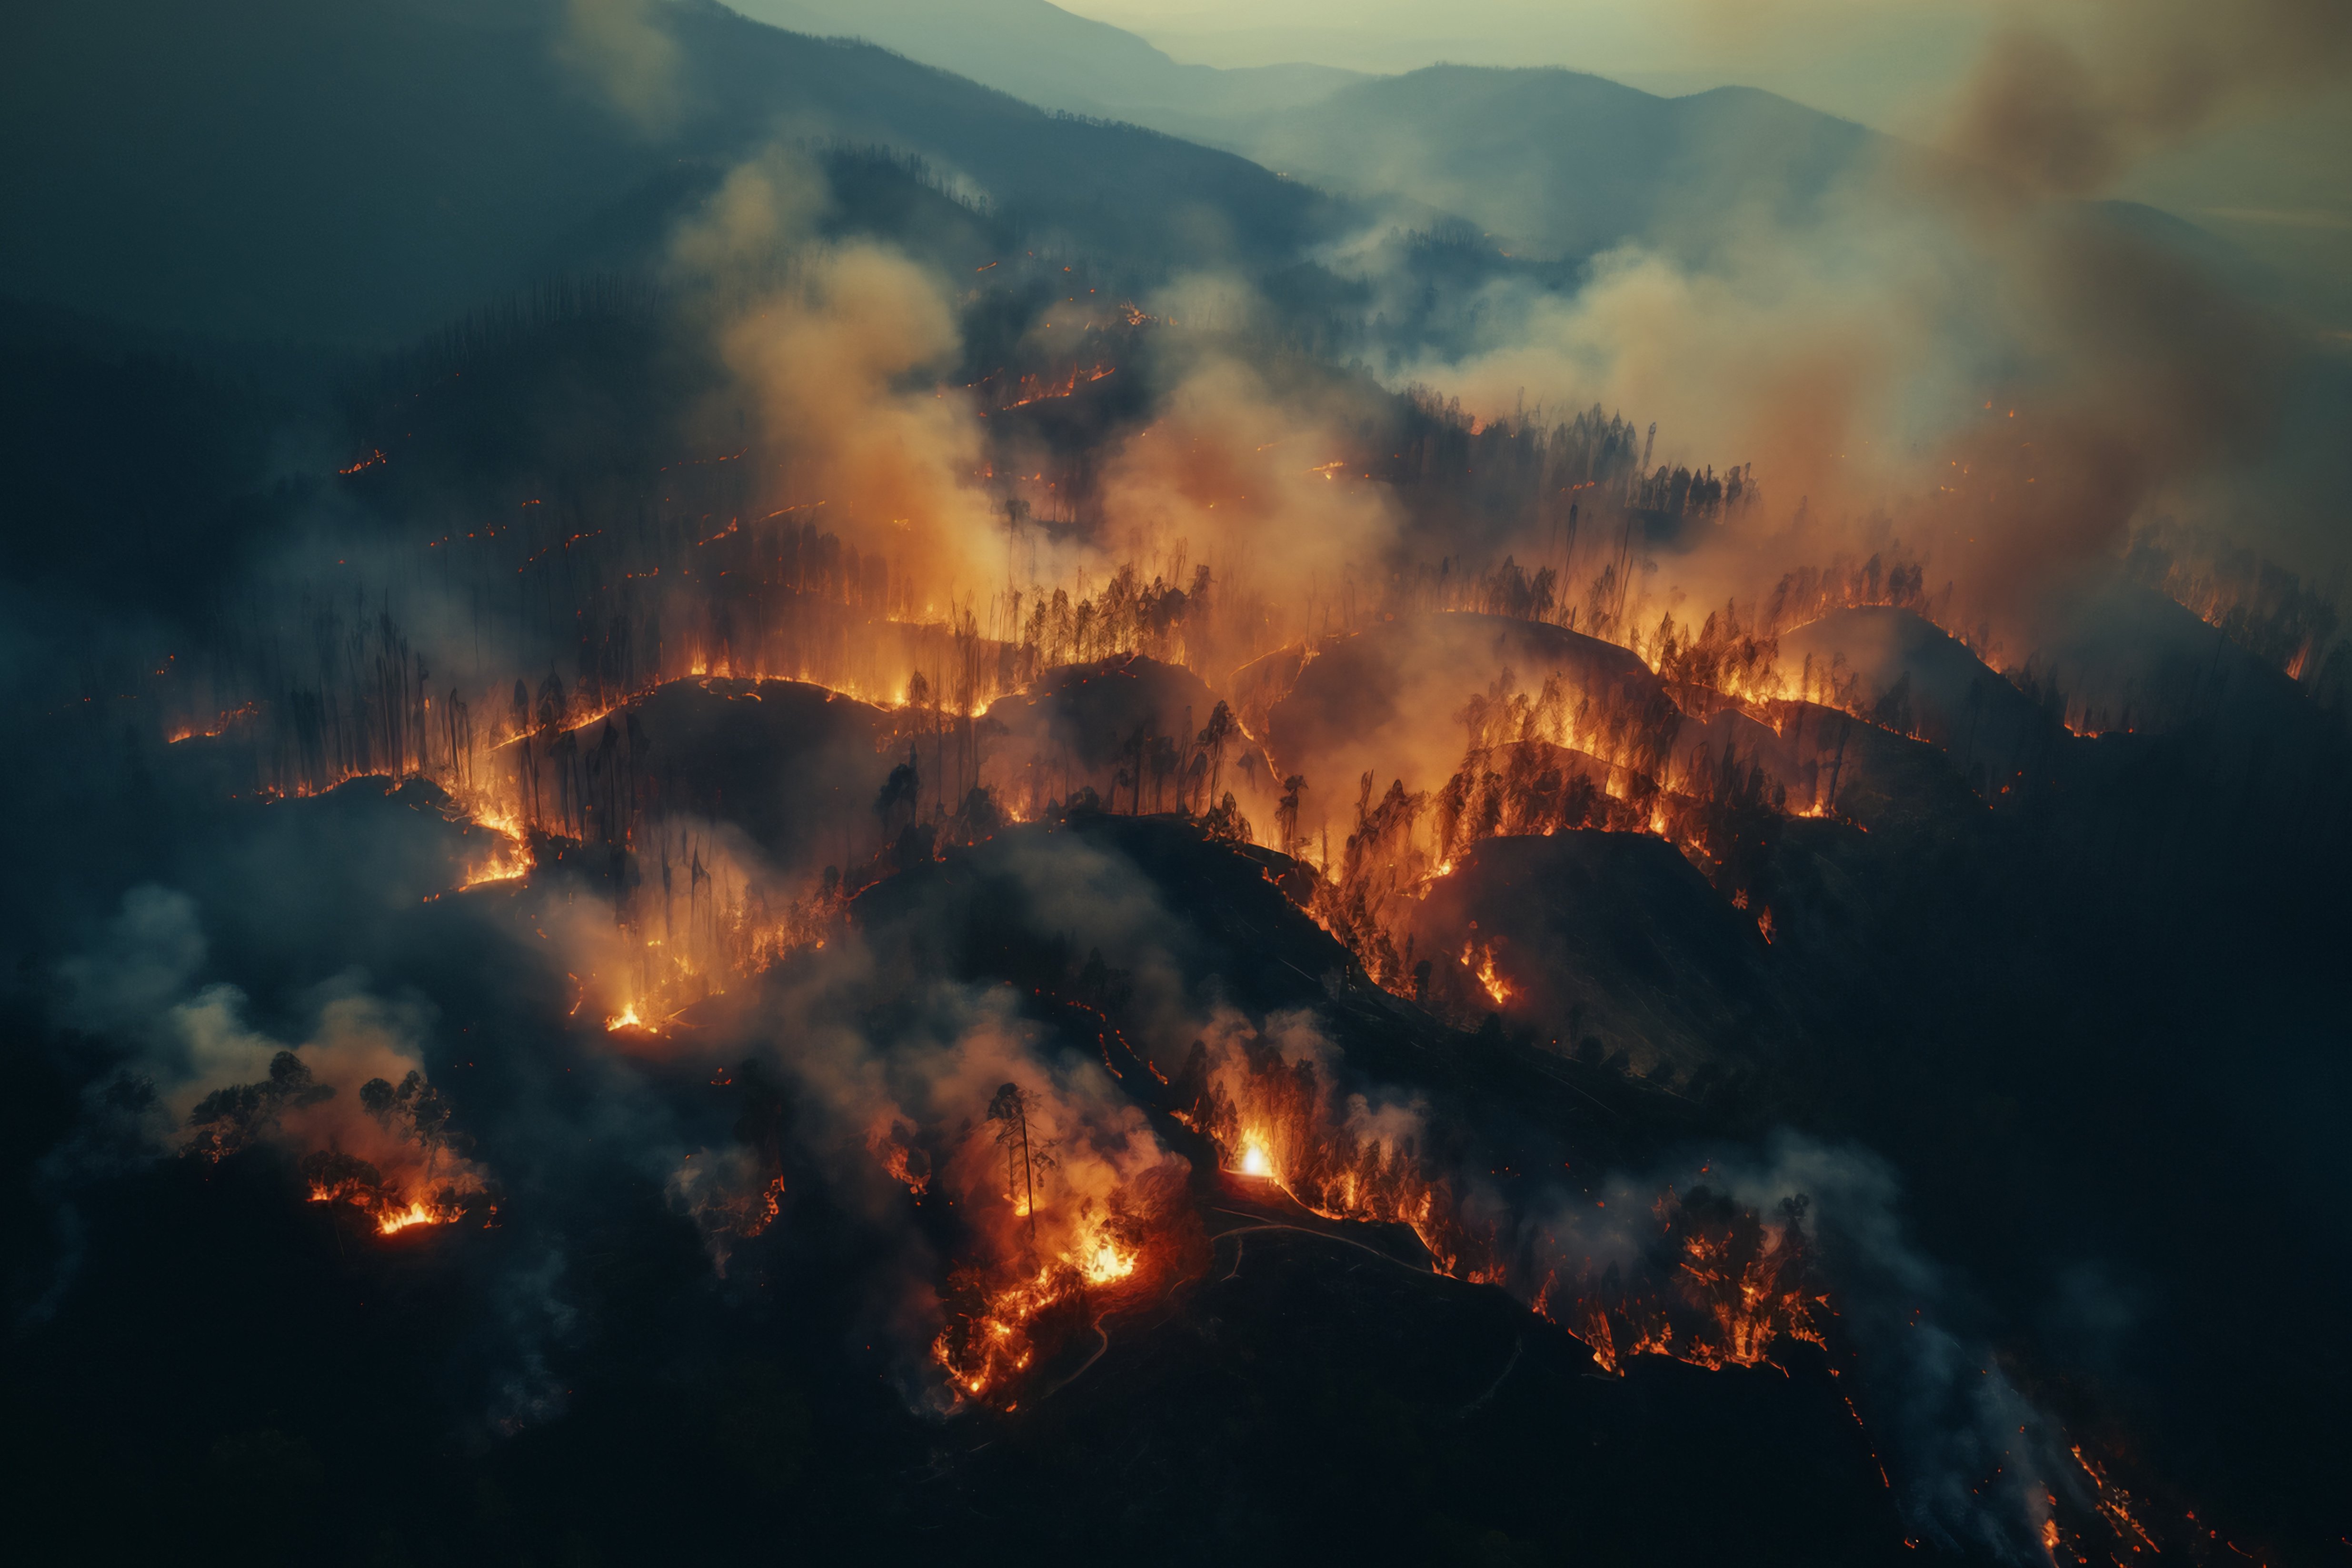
[
  {"xmin": 1196, "ymin": 700, "xmax": 1237, "ymax": 807},
  {"xmin": 987, "ymin": 1082, "xmax": 1057, "ymax": 1246},
  {"xmin": 876, "ymin": 745, "xmax": 920, "ymax": 837},
  {"xmin": 1276, "ymin": 773, "xmax": 1306, "ymax": 853}
]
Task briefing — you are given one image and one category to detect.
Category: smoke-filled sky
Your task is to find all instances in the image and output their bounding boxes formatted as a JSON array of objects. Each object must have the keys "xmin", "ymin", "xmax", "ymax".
[
  {"xmin": 7, "ymin": 3, "xmax": 2352, "ymax": 1561},
  {"xmin": 1069, "ymin": 0, "xmax": 1992, "ymax": 108},
  {"xmin": 1066, "ymin": 0, "xmax": 2352, "ymax": 312}
]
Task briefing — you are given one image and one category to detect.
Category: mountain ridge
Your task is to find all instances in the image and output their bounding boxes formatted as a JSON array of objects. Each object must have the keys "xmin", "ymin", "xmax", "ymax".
[
  {"xmin": 1212, "ymin": 63, "xmax": 1886, "ymax": 259},
  {"xmin": 724, "ymin": 0, "xmax": 1369, "ymax": 125},
  {"xmin": 0, "ymin": 0, "xmax": 1333, "ymax": 345}
]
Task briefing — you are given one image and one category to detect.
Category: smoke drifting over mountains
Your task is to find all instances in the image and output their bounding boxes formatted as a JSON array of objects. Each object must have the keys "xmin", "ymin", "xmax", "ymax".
[
  {"xmin": 3, "ymin": 2, "xmax": 2348, "ymax": 1564},
  {"xmin": 1402, "ymin": 0, "xmax": 2349, "ymax": 642},
  {"xmin": 1948, "ymin": 0, "xmax": 2352, "ymax": 203}
]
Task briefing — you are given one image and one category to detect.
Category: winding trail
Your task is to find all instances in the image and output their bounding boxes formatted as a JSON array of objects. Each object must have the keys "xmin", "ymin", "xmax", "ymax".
[{"xmin": 1041, "ymin": 1205, "xmax": 1448, "ymax": 1402}]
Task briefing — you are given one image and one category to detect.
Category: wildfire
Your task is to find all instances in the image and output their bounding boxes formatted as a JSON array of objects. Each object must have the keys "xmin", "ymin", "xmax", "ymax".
[
  {"xmin": 927, "ymin": 1083, "xmax": 1187, "ymax": 1410},
  {"xmin": 746, "ymin": 1175, "xmax": 787, "ymax": 1235},
  {"xmin": 371, "ymin": 1198, "xmax": 454, "ymax": 1235},
  {"xmin": 605, "ymin": 1002, "xmax": 649, "ymax": 1033},
  {"xmin": 1545, "ymin": 1201, "xmax": 1825, "ymax": 1376},
  {"xmin": 1462, "ymin": 939, "xmax": 1513, "ymax": 1006},
  {"xmin": 2066, "ymin": 1445, "xmax": 2163, "ymax": 1557},
  {"xmin": 1180, "ymin": 1032, "xmax": 1826, "ymax": 1378},
  {"xmin": 667, "ymin": 1147, "xmax": 788, "ymax": 1273},
  {"xmin": 165, "ymin": 703, "xmax": 259, "ymax": 744},
  {"xmin": 1080, "ymin": 1238, "xmax": 1138, "ymax": 1284},
  {"xmin": 934, "ymin": 1216, "xmax": 1151, "ymax": 1404},
  {"xmin": 884, "ymin": 1145, "xmax": 930, "ymax": 1197},
  {"xmin": 993, "ymin": 363, "xmax": 1117, "ymax": 411},
  {"xmin": 309, "ymin": 1180, "xmax": 465, "ymax": 1237},
  {"xmin": 459, "ymin": 803, "xmax": 530, "ymax": 888}
]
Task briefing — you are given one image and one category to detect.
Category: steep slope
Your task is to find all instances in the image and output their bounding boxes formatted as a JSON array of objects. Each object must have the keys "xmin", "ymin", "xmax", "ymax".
[
  {"xmin": 1406, "ymin": 830, "xmax": 1799, "ymax": 1082},
  {"xmin": 1778, "ymin": 607, "xmax": 2067, "ymax": 803},
  {"xmin": 0, "ymin": 0, "xmax": 1331, "ymax": 344}
]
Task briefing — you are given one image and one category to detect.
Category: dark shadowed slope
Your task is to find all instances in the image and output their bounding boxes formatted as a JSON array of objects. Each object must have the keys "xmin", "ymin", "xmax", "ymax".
[
  {"xmin": 1407, "ymin": 829, "xmax": 1800, "ymax": 1083},
  {"xmin": 0, "ymin": 0, "xmax": 1333, "ymax": 345},
  {"xmin": 1778, "ymin": 607, "xmax": 2065, "ymax": 800}
]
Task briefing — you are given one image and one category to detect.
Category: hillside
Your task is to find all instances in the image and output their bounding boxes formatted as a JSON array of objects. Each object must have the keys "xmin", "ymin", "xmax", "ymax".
[
  {"xmin": 0, "ymin": 0, "xmax": 1333, "ymax": 344},
  {"xmin": 4, "ymin": 6, "xmax": 2348, "ymax": 1563},
  {"xmin": 1219, "ymin": 65, "xmax": 1884, "ymax": 258}
]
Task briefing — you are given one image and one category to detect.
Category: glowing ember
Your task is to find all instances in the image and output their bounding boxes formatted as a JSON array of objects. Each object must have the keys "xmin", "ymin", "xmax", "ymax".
[
  {"xmin": 165, "ymin": 702, "xmax": 259, "ymax": 744},
  {"xmin": 605, "ymin": 1002, "xmax": 648, "ymax": 1032},
  {"xmin": 884, "ymin": 1145, "xmax": 930, "ymax": 1197}
]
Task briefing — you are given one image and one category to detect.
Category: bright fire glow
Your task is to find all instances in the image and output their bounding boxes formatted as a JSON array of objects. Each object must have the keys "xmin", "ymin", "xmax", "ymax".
[
  {"xmin": 1192, "ymin": 1039, "xmax": 1826, "ymax": 1380},
  {"xmin": 1463, "ymin": 939, "xmax": 1513, "ymax": 1006},
  {"xmin": 934, "ymin": 1207, "xmax": 1157, "ymax": 1403},
  {"xmin": 373, "ymin": 1200, "xmax": 449, "ymax": 1235},
  {"xmin": 309, "ymin": 1184, "xmax": 463, "ymax": 1237},
  {"xmin": 1081, "ymin": 1240, "xmax": 1137, "ymax": 1284},
  {"xmin": 458, "ymin": 802, "xmax": 530, "ymax": 888}
]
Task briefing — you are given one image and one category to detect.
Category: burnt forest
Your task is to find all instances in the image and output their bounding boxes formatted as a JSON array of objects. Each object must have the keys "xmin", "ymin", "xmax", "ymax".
[{"xmin": 4, "ymin": 2, "xmax": 2351, "ymax": 1565}]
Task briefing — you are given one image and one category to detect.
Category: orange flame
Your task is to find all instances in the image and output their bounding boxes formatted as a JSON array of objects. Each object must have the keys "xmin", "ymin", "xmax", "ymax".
[{"xmin": 1461, "ymin": 939, "xmax": 1513, "ymax": 1007}]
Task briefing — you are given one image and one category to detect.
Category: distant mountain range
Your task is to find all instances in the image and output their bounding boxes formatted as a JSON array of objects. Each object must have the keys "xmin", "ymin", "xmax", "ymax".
[
  {"xmin": 726, "ymin": 0, "xmax": 1366, "ymax": 130},
  {"xmin": 0, "ymin": 0, "xmax": 1331, "ymax": 344},
  {"xmin": 2, "ymin": 0, "xmax": 2273, "ymax": 351},
  {"xmin": 725, "ymin": 3, "xmax": 1887, "ymax": 257},
  {"xmin": 1213, "ymin": 66, "xmax": 1882, "ymax": 259}
]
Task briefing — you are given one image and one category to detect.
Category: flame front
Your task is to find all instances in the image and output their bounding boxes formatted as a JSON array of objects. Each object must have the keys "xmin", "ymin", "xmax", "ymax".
[
  {"xmin": 933, "ymin": 1216, "xmax": 1150, "ymax": 1403},
  {"xmin": 307, "ymin": 1171, "xmax": 477, "ymax": 1238},
  {"xmin": 459, "ymin": 802, "xmax": 530, "ymax": 888},
  {"xmin": 1176, "ymin": 1027, "xmax": 1823, "ymax": 1378},
  {"xmin": 924, "ymin": 1079, "xmax": 1186, "ymax": 1408},
  {"xmin": 1462, "ymin": 939, "xmax": 1512, "ymax": 1007},
  {"xmin": 363, "ymin": 1196, "xmax": 459, "ymax": 1235}
]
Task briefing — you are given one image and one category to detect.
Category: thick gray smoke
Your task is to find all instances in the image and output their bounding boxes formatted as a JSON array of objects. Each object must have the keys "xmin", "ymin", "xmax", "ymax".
[
  {"xmin": 1711, "ymin": 1133, "xmax": 2065, "ymax": 1560},
  {"xmin": 1947, "ymin": 0, "xmax": 2352, "ymax": 205},
  {"xmin": 1390, "ymin": 0, "xmax": 2350, "ymax": 652}
]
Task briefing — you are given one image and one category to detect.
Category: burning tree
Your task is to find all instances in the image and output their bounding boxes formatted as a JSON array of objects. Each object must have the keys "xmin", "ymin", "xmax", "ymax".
[
  {"xmin": 186, "ymin": 1051, "xmax": 334, "ymax": 1160},
  {"xmin": 987, "ymin": 1082, "xmax": 1057, "ymax": 1247},
  {"xmin": 931, "ymin": 1079, "xmax": 1190, "ymax": 1405},
  {"xmin": 184, "ymin": 1048, "xmax": 488, "ymax": 1237}
]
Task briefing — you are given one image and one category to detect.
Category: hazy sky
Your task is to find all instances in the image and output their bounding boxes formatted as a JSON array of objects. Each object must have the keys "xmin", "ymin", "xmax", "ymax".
[
  {"xmin": 1058, "ymin": 0, "xmax": 1996, "ymax": 127},
  {"xmin": 1061, "ymin": 0, "xmax": 2352, "ymax": 311}
]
